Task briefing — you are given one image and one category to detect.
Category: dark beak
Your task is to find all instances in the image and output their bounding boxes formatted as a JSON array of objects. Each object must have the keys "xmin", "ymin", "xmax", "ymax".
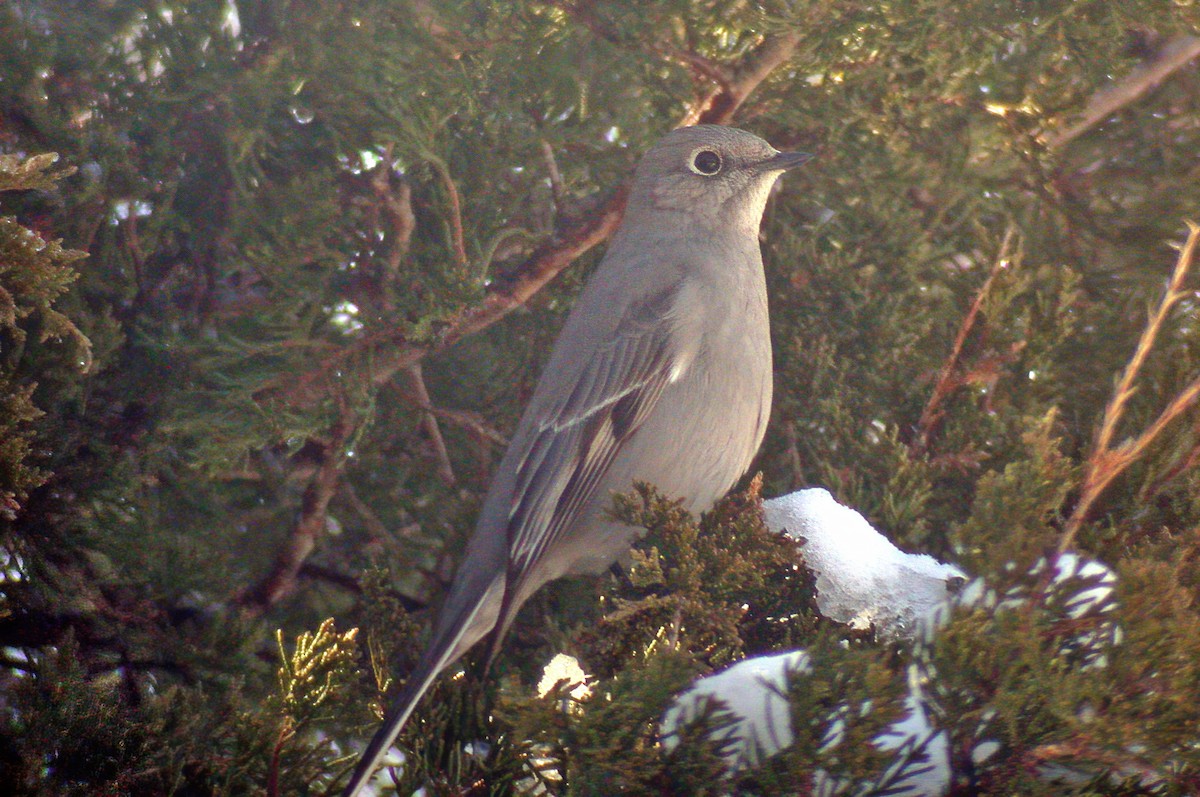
[{"xmin": 767, "ymin": 151, "xmax": 814, "ymax": 171}]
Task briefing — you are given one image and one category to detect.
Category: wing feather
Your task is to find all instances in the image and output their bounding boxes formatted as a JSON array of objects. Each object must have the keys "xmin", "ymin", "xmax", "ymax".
[{"xmin": 496, "ymin": 282, "xmax": 690, "ymax": 634}]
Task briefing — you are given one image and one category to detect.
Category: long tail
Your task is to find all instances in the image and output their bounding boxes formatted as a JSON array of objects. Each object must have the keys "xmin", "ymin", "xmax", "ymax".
[
  {"xmin": 341, "ymin": 576, "xmax": 503, "ymax": 797},
  {"xmin": 339, "ymin": 651, "xmax": 447, "ymax": 797}
]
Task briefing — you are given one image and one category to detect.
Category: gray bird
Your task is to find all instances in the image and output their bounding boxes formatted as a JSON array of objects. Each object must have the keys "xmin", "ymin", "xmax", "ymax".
[{"xmin": 343, "ymin": 125, "xmax": 810, "ymax": 796}]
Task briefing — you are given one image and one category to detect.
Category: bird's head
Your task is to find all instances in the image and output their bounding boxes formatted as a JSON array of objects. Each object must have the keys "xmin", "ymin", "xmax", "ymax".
[{"xmin": 626, "ymin": 125, "xmax": 811, "ymax": 234}]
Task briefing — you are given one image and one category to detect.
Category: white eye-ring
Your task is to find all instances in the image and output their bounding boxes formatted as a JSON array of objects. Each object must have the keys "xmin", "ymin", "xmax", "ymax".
[{"xmin": 688, "ymin": 148, "xmax": 723, "ymax": 176}]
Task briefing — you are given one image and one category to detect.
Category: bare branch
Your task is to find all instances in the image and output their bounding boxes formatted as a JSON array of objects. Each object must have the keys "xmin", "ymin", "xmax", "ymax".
[
  {"xmin": 340, "ymin": 479, "xmax": 397, "ymax": 546},
  {"xmin": 1094, "ymin": 226, "xmax": 1197, "ymax": 459},
  {"xmin": 1028, "ymin": 738, "xmax": 1162, "ymax": 783},
  {"xmin": 121, "ymin": 214, "xmax": 146, "ymax": 293},
  {"xmin": 371, "ymin": 147, "xmax": 415, "ymax": 299},
  {"xmin": 1138, "ymin": 422, "xmax": 1200, "ymax": 501},
  {"xmin": 540, "ymin": 138, "xmax": 565, "ymax": 210},
  {"xmin": 656, "ymin": 42, "xmax": 733, "ymax": 93},
  {"xmin": 912, "ymin": 225, "xmax": 1017, "ymax": 455},
  {"xmin": 684, "ymin": 30, "xmax": 803, "ymax": 126},
  {"xmin": 1042, "ymin": 35, "xmax": 1200, "ymax": 151},
  {"xmin": 394, "ymin": 386, "xmax": 509, "ymax": 446},
  {"xmin": 1060, "ymin": 223, "xmax": 1200, "ymax": 551},
  {"xmin": 408, "ymin": 0, "xmax": 471, "ymax": 58},
  {"xmin": 428, "ymin": 155, "xmax": 468, "ymax": 270},
  {"xmin": 237, "ymin": 411, "xmax": 356, "ymax": 616},
  {"xmin": 403, "ymin": 361, "xmax": 456, "ymax": 486},
  {"xmin": 298, "ymin": 562, "xmax": 427, "ymax": 614}
]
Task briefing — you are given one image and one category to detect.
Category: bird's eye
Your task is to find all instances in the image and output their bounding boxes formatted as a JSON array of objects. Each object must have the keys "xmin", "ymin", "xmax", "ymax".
[{"xmin": 689, "ymin": 149, "xmax": 723, "ymax": 176}]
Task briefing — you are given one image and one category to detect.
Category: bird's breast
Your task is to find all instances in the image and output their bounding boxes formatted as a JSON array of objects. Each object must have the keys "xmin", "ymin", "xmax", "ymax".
[{"xmin": 629, "ymin": 265, "xmax": 772, "ymax": 509}]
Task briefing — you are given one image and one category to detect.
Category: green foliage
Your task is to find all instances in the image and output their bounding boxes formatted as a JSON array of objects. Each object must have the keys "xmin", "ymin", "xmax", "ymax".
[
  {"xmin": 581, "ymin": 478, "xmax": 819, "ymax": 676},
  {"xmin": 267, "ymin": 619, "xmax": 363, "ymax": 796},
  {"xmin": 953, "ymin": 409, "xmax": 1078, "ymax": 573},
  {"xmin": 3, "ymin": 0, "xmax": 1200, "ymax": 794},
  {"xmin": 6, "ymin": 637, "xmax": 146, "ymax": 794},
  {"xmin": 766, "ymin": 636, "xmax": 906, "ymax": 794},
  {"xmin": 0, "ymin": 153, "xmax": 90, "ymax": 515},
  {"xmin": 550, "ymin": 651, "xmax": 704, "ymax": 796}
]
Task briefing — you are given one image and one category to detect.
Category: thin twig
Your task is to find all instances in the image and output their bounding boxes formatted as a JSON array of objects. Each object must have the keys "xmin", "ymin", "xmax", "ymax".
[
  {"xmin": 1028, "ymin": 738, "xmax": 1162, "ymax": 782},
  {"xmin": 913, "ymin": 225, "xmax": 1017, "ymax": 455},
  {"xmin": 266, "ymin": 721, "xmax": 294, "ymax": 797},
  {"xmin": 1094, "ymin": 233, "xmax": 1198, "ymax": 458},
  {"xmin": 657, "ymin": 42, "xmax": 733, "ymax": 92},
  {"xmin": 371, "ymin": 145, "xmax": 415, "ymax": 301},
  {"xmin": 783, "ymin": 420, "xmax": 806, "ymax": 489},
  {"xmin": 1138, "ymin": 426, "xmax": 1200, "ymax": 502},
  {"xmin": 1042, "ymin": 35, "xmax": 1200, "ymax": 151},
  {"xmin": 1060, "ymin": 223, "xmax": 1200, "ymax": 551},
  {"xmin": 339, "ymin": 479, "xmax": 396, "ymax": 545},
  {"xmin": 403, "ymin": 361, "xmax": 457, "ymax": 486},
  {"xmin": 298, "ymin": 563, "xmax": 427, "ymax": 616},
  {"xmin": 121, "ymin": 214, "xmax": 146, "ymax": 293},
  {"xmin": 428, "ymin": 155, "xmax": 468, "ymax": 270},
  {"xmin": 237, "ymin": 409, "xmax": 356, "ymax": 615},
  {"xmin": 683, "ymin": 30, "xmax": 803, "ymax": 126},
  {"xmin": 540, "ymin": 138, "xmax": 565, "ymax": 210},
  {"xmin": 393, "ymin": 387, "xmax": 508, "ymax": 446}
]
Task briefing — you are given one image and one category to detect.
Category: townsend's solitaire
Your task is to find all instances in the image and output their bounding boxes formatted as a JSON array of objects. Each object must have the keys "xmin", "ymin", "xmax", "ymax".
[{"xmin": 343, "ymin": 125, "xmax": 810, "ymax": 796}]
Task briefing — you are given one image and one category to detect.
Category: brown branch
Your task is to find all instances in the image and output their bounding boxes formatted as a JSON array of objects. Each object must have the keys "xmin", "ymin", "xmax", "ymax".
[
  {"xmin": 1041, "ymin": 34, "xmax": 1200, "ymax": 151},
  {"xmin": 250, "ymin": 183, "xmax": 626, "ymax": 409},
  {"xmin": 408, "ymin": 0, "xmax": 472, "ymax": 58},
  {"xmin": 392, "ymin": 384, "xmax": 509, "ymax": 446},
  {"xmin": 684, "ymin": 29, "xmax": 803, "ymax": 126},
  {"xmin": 540, "ymin": 138, "xmax": 565, "ymax": 210},
  {"xmin": 298, "ymin": 563, "xmax": 427, "ymax": 615},
  {"xmin": 1060, "ymin": 223, "xmax": 1200, "ymax": 551},
  {"xmin": 1138, "ymin": 423, "xmax": 1200, "ymax": 502},
  {"xmin": 657, "ymin": 43, "xmax": 733, "ymax": 92},
  {"xmin": 339, "ymin": 479, "xmax": 397, "ymax": 546},
  {"xmin": 409, "ymin": 0, "xmax": 453, "ymax": 40},
  {"xmin": 121, "ymin": 213, "xmax": 146, "ymax": 293},
  {"xmin": 298, "ymin": 562, "xmax": 363, "ymax": 594},
  {"xmin": 403, "ymin": 361, "xmax": 456, "ymax": 486},
  {"xmin": 266, "ymin": 720, "xmax": 294, "ymax": 797},
  {"xmin": 237, "ymin": 411, "xmax": 356, "ymax": 616},
  {"xmin": 371, "ymin": 146, "xmax": 415, "ymax": 300},
  {"xmin": 912, "ymin": 225, "xmax": 1017, "ymax": 455},
  {"xmin": 431, "ymin": 404, "xmax": 508, "ymax": 447},
  {"xmin": 1028, "ymin": 738, "xmax": 1163, "ymax": 783},
  {"xmin": 783, "ymin": 420, "xmax": 807, "ymax": 489},
  {"xmin": 428, "ymin": 155, "xmax": 468, "ymax": 270},
  {"xmin": 550, "ymin": 1, "xmax": 739, "ymax": 101}
]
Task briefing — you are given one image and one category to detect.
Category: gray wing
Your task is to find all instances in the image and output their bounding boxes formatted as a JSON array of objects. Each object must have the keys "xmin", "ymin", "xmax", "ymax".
[{"xmin": 497, "ymin": 282, "xmax": 692, "ymax": 629}]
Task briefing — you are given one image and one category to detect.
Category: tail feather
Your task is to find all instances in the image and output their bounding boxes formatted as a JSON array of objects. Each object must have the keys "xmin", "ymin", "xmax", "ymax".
[
  {"xmin": 339, "ymin": 653, "xmax": 446, "ymax": 797},
  {"xmin": 341, "ymin": 576, "xmax": 502, "ymax": 797}
]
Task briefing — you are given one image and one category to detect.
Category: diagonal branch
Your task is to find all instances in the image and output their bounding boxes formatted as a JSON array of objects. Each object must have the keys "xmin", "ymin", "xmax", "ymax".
[
  {"xmin": 683, "ymin": 30, "xmax": 804, "ymax": 126},
  {"xmin": 912, "ymin": 226, "xmax": 1017, "ymax": 455},
  {"xmin": 237, "ymin": 409, "xmax": 357, "ymax": 616},
  {"xmin": 1042, "ymin": 34, "xmax": 1200, "ymax": 151},
  {"xmin": 1060, "ymin": 223, "xmax": 1200, "ymax": 551},
  {"xmin": 426, "ymin": 154, "xmax": 468, "ymax": 271},
  {"xmin": 403, "ymin": 361, "xmax": 456, "ymax": 486}
]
